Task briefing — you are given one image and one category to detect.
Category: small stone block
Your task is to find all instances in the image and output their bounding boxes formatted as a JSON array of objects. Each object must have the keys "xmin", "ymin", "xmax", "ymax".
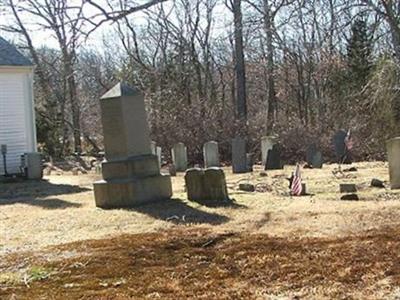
[
  {"xmin": 239, "ymin": 183, "xmax": 255, "ymax": 192},
  {"xmin": 340, "ymin": 194, "xmax": 359, "ymax": 201},
  {"xmin": 371, "ymin": 178, "xmax": 385, "ymax": 188}
]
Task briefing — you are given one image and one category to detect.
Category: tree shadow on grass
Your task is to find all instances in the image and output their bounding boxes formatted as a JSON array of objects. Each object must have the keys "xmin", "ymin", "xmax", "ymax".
[
  {"xmin": 0, "ymin": 179, "xmax": 90, "ymax": 200},
  {"xmin": 131, "ymin": 198, "xmax": 230, "ymax": 225},
  {"xmin": 0, "ymin": 197, "xmax": 82, "ymax": 209}
]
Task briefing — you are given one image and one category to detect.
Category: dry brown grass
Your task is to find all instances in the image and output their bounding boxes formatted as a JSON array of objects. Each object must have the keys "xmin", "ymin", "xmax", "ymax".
[
  {"xmin": 1, "ymin": 161, "xmax": 400, "ymax": 298},
  {"xmin": 2, "ymin": 227, "xmax": 400, "ymax": 299}
]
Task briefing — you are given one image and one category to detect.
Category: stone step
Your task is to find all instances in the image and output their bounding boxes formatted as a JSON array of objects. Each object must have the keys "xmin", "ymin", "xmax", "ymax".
[{"xmin": 93, "ymin": 174, "xmax": 172, "ymax": 208}]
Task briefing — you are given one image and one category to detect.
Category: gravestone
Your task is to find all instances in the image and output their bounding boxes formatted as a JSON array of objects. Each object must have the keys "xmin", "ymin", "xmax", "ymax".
[
  {"xmin": 150, "ymin": 141, "xmax": 157, "ymax": 155},
  {"xmin": 185, "ymin": 168, "xmax": 205, "ymax": 201},
  {"xmin": 203, "ymin": 168, "xmax": 229, "ymax": 200},
  {"xmin": 265, "ymin": 144, "xmax": 282, "ymax": 170},
  {"xmin": 387, "ymin": 137, "xmax": 400, "ymax": 189},
  {"xmin": 333, "ymin": 130, "xmax": 352, "ymax": 164},
  {"xmin": 246, "ymin": 153, "xmax": 253, "ymax": 172},
  {"xmin": 261, "ymin": 136, "xmax": 278, "ymax": 165},
  {"xmin": 306, "ymin": 144, "xmax": 323, "ymax": 168},
  {"xmin": 93, "ymin": 83, "xmax": 172, "ymax": 208},
  {"xmin": 156, "ymin": 146, "xmax": 162, "ymax": 168},
  {"xmin": 232, "ymin": 137, "xmax": 247, "ymax": 173},
  {"xmin": 185, "ymin": 167, "xmax": 229, "ymax": 201},
  {"xmin": 171, "ymin": 143, "xmax": 188, "ymax": 172},
  {"xmin": 203, "ymin": 141, "xmax": 219, "ymax": 168}
]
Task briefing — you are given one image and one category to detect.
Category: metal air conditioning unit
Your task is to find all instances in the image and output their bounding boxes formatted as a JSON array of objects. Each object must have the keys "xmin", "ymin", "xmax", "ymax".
[{"xmin": 20, "ymin": 152, "xmax": 42, "ymax": 180}]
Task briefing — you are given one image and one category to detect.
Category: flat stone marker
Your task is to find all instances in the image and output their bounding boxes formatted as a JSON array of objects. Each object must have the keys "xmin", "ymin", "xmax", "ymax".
[
  {"xmin": 203, "ymin": 141, "xmax": 219, "ymax": 168},
  {"xmin": 265, "ymin": 144, "xmax": 283, "ymax": 170},
  {"xmin": 261, "ymin": 136, "xmax": 277, "ymax": 165},
  {"xmin": 93, "ymin": 82, "xmax": 172, "ymax": 208},
  {"xmin": 185, "ymin": 167, "xmax": 229, "ymax": 201},
  {"xmin": 340, "ymin": 184, "xmax": 357, "ymax": 193},
  {"xmin": 171, "ymin": 143, "xmax": 188, "ymax": 172},
  {"xmin": 387, "ymin": 137, "xmax": 400, "ymax": 189},
  {"xmin": 239, "ymin": 183, "xmax": 255, "ymax": 192},
  {"xmin": 371, "ymin": 178, "xmax": 384, "ymax": 188},
  {"xmin": 232, "ymin": 137, "xmax": 247, "ymax": 173},
  {"xmin": 306, "ymin": 143, "xmax": 323, "ymax": 168},
  {"xmin": 333, "ymin": 130, "xmax": 352, "ymax": 164}
]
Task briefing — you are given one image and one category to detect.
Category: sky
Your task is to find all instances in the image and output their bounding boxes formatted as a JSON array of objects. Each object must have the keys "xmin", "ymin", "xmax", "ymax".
[{"xmin": 0, "ymin": 0, "xmax": 232, "ymax": 50}]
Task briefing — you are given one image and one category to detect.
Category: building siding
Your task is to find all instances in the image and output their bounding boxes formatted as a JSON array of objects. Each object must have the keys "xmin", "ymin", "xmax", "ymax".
[{"xmin": 0, "ymin": 73, "xmax": 30, "ymax": 175}]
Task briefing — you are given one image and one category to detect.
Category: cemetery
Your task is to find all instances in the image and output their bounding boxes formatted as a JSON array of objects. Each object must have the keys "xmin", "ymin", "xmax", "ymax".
[
  {"xmin": 1, "ymin": 89, "xmax": 400, "ymax": 297},
  {"xmin": 2, "ymin": 0, "xmax": 400, "ymax": 299}
]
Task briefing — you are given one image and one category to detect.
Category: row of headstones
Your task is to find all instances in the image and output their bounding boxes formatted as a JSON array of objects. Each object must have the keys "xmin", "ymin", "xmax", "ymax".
[
  {"xmin": 151, "ymin": 131, "xmax": 351, "ymax": 174},
  {"xmin": 150, "ymin": 136, "xmax": 288, "ymax": 174}
]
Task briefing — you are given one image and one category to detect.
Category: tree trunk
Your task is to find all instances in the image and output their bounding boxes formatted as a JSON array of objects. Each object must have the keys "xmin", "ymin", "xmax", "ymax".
[
  {"xmin": 263, "ymin": 0, "xmax": 276, "ymax": 133},
  {"xmin": 233, "ymin": 0, "xmax": 247, "ymax": 122}
]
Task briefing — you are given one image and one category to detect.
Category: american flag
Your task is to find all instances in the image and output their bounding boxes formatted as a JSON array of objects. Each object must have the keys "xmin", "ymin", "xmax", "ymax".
[
  {"xmin": 291, "ymin": 164, "xmax": 302, "ymax": 196},
  {"xmin": 344, "ymin": 129, "xmax": 353, "ymax": 151}
]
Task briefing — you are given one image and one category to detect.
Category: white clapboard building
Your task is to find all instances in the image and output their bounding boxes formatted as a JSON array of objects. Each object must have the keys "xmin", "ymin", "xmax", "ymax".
[{"xmin": 0, "ymin": 36, "xmax": 37, "ymax": 176}]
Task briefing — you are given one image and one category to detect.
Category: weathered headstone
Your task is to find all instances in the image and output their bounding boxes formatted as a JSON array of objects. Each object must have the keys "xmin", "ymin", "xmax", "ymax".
[
  {"xmin": 306, "ymin": 144, "xmax": 323, "ymax": 168},
  {"xmin": 333, "ymin": 130, "xmax": 352, "ymax": 164},
  {"xmin": 185, "ymin": 168, "xmax": 205, "ymax": 201},
  {"xmin": 156, "ymin": 146, "xmax": 162, "ymax": 168},
  {"xmin": 232, "ymin": 137, "xmax": 247, "ymax": 173},
  {"xmin": 204, "ymin": 168, "xmax": 229, "ymax": 200},
  {"xmin": 265, "ymin": 144, "xmax": 282, "ymax": 170},
  {"xmin": 203, "ymin": 141, "xmax": 219, "ymax": 168},
  {"xmin": 246, "ymin": 153, "xmax": 253, "ymax": 172},
  {"xmin": 171, "ymin": 143, "xmax": 188, "ymax": 172},
  {"xmin": 387, "ymin": 137, "xmax": 400, "ymax": 189},
  {"xmin": 93, "ymin": 83, "xmax": 172, "ymax": 208},
  {"xmin": 261, "ymin": 136, "xmax": 277, "ymax": 165},
  {"xmin": 150, "ymin": 141, "xmax": 157, "ymax": 155},
  {"xmin": 185, "ymin": 167, "xmax": 229, "ymax": 201}
]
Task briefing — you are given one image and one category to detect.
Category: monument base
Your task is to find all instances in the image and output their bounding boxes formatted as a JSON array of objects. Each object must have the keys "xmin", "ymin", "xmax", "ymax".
[
  {"xmin": 94, "ymin": 174, "xmax": 172, "ymax": 208},
  {"xmin": 387, "ymin": 137, "xmax": 400, "ymax": 189}
]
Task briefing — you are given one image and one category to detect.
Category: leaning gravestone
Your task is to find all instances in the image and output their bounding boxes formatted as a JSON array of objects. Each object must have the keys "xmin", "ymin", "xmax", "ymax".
[
  {"xmin": 333, "ymin": 130, "xmax": 352, "ymax": 164},
  {"xmin": 265, "ymin": 144, "xmax": 283, "ymax": 170},
  {"xmin": 306, "ymin": 143, "xmax": 323, "ymax": 168},
  {"xmin": 232, "ymin": 137, "xmax": 247, "ymax": 173},
  {"xmin": 171, "ymin": 143, "xmax": 188, "ymax": 172},
  {"xmin": 203, "ymin": 141, "xmax": 219, "ymax": 168},
  {"xmin": 93, "ymin": 83, "xmax": 172, "ymax": 208},
  {"xmin": 387, "ymin": 137, "xmax": 400, "ymax": 189},
  {"xmin": 261, "ymin": 136, "xmax": 277, "ymax": 165}
]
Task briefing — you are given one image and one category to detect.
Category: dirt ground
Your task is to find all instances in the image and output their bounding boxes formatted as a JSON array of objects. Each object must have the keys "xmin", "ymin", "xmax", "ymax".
[{"xmin": 2, "ymin": 161, "xmax": 400, "ymax": 298}]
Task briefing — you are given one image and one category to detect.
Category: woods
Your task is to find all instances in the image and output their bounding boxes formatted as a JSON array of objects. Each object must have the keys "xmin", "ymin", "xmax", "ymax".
[{"xmin": 0, "ymin": 0, "xmax": 399, "ymax": 163}]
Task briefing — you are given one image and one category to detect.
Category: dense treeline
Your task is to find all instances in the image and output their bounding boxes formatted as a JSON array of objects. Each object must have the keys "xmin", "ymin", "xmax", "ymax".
[{"xmin": 1, "ymin": 0, "xmax": 400, "ymax": 163}]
